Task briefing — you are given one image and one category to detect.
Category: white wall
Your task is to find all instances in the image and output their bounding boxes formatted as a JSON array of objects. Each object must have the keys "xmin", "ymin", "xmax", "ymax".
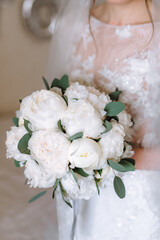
[{"xmin": 0, "ymin": 0, "xmax": 51, "ymax": 113}]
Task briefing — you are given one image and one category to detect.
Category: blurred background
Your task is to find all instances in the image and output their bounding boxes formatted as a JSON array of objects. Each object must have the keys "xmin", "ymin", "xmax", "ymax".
[{"xmin": 0, "ymin": 0, "xmax": 59, "ymax": 239}]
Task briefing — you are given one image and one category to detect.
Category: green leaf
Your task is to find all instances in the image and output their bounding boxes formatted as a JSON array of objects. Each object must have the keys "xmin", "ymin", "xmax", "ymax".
[
  {"xmin": 114, "ymin": 176, "xmax": 126, "ymax": 199},
  {"xmin": 51, "ymin": 75, "xmax": 69, "ymax": 94},
  {"xmin": 59, "ymin": 182, "xmax": 72, "ymax": 208},
  {"xmin": 102, "ymin": 120, "xmax": 112, "ymax": 133},
  {"xmin": 94, "ymin": 178, "xmax": 100, "ymax": 195},
  {"xmin": 62, "ymin": 95, "xmax": 68, "ymax": 106},
  {"xmin": 12, "ymin": 117, "xmax": 19, "ymax": 127},
  {"xmin": 42, "ymin": 76, "xmax": 50, "ymax": 90},
  {"xmin": 119, "ymin": 160, "xmax": 135, "ymax": 171},
  {"xmin": 93, "ymin": 138, "xmax": 101, "ymax": 143},
  {"xmin": 24, "ymin": 119, "xmax": 32, "ymax": 135},
  {"xmin": 72, "ymin": 98, "xmax": 78, "ymax": 101},
  {"xmin": 120, "ymin": 158, "xmax": 136, "ymax": 166},
  {"xmin": 57, "ymin": 120, "xmax": 66, "ymax": 133},
  {"xmin": 97, "ymin": 169, "xmax": 103, "ymax": 176},
  {"xmin": 18, "ymin": 133, "xmax": 31, "ymax": 155},
  {"xmin": 109, "ymin": 89, "xmax": 122, "ymax": 101},
  {"xmin": 108, "ymin": 159, "xmax": 135, "ymax": 172},
  {"xmin": 68, "ymin": 132, "xmax": 83, "ymax": 141},
  {"xmin": 14, "ymin": 160, "xmax": 20, "ymax": 167},
  {"xmin": 70, "ymin": 169, "xmax": 80, "ymax": 188},
  {"xmin": 52, "ymin": 179, "xmax": 59, "ymax": 199},
  {"xmin": 104, "ymin": 102, "xmax": 125, "ymax": 116},
  {"xmin": 107, "ymin": 160, "xmax": 126, "ymax": 172},
  {"xmin": 73, "ymin": 168, "xmax": 89, "ymax": 177},
  {"xmin": 29, "ymin": 191, "xmax": 47, "ymax": 203}
]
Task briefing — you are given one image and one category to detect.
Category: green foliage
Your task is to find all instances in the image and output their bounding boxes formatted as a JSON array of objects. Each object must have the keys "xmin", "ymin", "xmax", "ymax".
[
  {"xmin": 73, "ymin": 168, "xmax": 89, "ymax": 177},
  {"xmin": 14, "ymin": 160, "xmax": 20, "ymax": 168},
  {"xmin": 62, "ymin": 95, "xmax": 68, "ymax": 106},
  {"xmin": 97, "ymin": 169, "xmax": 103, "ymax": 176},
  {"xmin": 107, "ymin": 159, "xmax": 135, "ymax": 172},
  {"xmin": 59, "ymin": 181, "xmax": 72, "ymax": 208},
  {"xmin": 103, "ymin": 120, "xmax": 112, "ymax": 133},
  {"xmin": 120, "ymin": 158, "xmax": 136, "ymax": 166},
  {"xmin": 57, "ymin": 120, "xmax": 66, "ymax": 133},
  {"xmin": 114, "ymin": 176, "xmax": 126, "ymax": 199},
  {"xmin": 18, "ymin": 133, "xmax": 31, "ymax": 155},
  {"xmin": 104, "ymin": 102, "xmax": 125, "ymax": 116},
  {"xmin": 52, "ymin": 179, "xmax": 59, "ymax": 199},
  {"xmin": 109, "ymin": 89, "xmax": 122, "ymax": 101},
  {"xmin": 12, "ymin": 117, "xmax": 19, "ymax": 127},
  {"xmin": 94, "ymin": 178, "xmax": 101, "ymax": 195},
  {"xmin": 51, "ymin": 75, "xmax": 69, "ymax": 94},
  {"xmin": 29, "ymin": 191, "xmax": 47, "ymax": 203},
  {"xmin": 68, "ymin": 132, "xmax": 83, "ymax": 141},
  {"xmin": 42, "ymin": 76, "xmax": 50, "ymax": 90},
  {"xmin": 23, "ymin": 119, "xmax": 32, "ymax": 135},
  {"xmin": 70, "ymin": 169, "xmax": 80, "ymax": 188}
]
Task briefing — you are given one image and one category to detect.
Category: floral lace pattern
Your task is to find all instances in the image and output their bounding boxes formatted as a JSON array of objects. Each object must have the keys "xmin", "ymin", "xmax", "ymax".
[{"xmin": 56, "ymin": 17, "xmax": 160, "ymax": 240}]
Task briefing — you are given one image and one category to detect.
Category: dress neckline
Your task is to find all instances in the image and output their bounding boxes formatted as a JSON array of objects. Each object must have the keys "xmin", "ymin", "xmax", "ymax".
[{"xmin": 91, "ymin": 15, "xmax": 155, "ymax": 29}]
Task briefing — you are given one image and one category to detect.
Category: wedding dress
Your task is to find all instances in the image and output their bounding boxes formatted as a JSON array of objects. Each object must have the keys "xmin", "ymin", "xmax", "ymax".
[{"xmin": 56, "ymin": 16, "xmax": 160, "ymax": 240}]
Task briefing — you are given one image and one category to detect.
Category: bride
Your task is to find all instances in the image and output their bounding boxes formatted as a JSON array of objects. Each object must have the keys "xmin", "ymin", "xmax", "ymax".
[{"xmin": 48, "ymin": 0, "xmax": 160, "ymax": 239}]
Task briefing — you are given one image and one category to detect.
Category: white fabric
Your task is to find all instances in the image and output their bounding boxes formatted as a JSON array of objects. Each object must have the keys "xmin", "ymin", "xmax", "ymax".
[{"xmin": 56, "ymin": 16, "xmax": 160, "ymax": 240}]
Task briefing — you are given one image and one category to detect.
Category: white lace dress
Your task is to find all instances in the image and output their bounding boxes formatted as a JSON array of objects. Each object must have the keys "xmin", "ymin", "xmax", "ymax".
[{"xmin": 56, "ymin": 17, "xmax": 160, "ymax": 240}]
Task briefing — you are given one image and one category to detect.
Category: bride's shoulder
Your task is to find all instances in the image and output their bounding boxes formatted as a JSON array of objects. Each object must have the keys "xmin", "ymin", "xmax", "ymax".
[{"xmin": 92, "ymin": 4, "xmax": 105, "ymax": 20}]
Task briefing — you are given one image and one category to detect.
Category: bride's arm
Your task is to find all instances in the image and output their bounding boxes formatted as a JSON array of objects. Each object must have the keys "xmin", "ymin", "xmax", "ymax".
[{"xmin": 133, "ymin": 147, "xmax": 160, "ymax": 170}]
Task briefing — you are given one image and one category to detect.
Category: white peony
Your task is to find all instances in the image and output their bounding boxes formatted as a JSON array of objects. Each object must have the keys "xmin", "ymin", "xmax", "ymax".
[
  {"xmin": 61, "ymin": 172, "xmax": 97, "ymax": 200},
  {"xmin": 18, "ymin": 90, "xmax": 67, "ymax": 131},
  {"xmin": 6, "ymin": 126, "xmax": 31, "ymax": 165},
  {"xmin": 65, "ymin": 82, "xmax": 111, "ymax": 116},
  {"xmin": 122, "ymin": 142, "xmax": 134, "ymax": 158},
  {"xmin": 118, "ymin": 110, "xmax": 133, "ymax": 133},
  {"xmin": 28, "ymin": 130, "xmax": 70, "ymax": 178},
  {"xmin": 68, "ymin": 138, "xmax": 103, "ymax": 171},
  {"xmin": 24, "ymin": 160, "xmax": 56, "ymax": 188},
  {"xmin": 61, "ymin": 100, "xmax": 105, "ymax": 139},
  {"xmin": 99, "ymin": 122, "xmax": 125, "ymax": 161}
]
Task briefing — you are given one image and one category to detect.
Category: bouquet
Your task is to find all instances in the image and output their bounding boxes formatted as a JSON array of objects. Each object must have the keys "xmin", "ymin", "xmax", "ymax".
[{"xmin": 6, "ymin": 75, "xmax": 135, "ymax": 207}]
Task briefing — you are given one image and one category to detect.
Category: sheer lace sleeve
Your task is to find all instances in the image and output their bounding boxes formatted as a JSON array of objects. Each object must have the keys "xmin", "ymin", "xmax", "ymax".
[{"xmin": 69, "ymin": 16, "xmax": 160, "ymax": 148}]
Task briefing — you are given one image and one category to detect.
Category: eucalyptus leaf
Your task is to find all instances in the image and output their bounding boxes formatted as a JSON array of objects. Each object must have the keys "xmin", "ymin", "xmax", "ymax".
[
  {"xmin": 73, "ymin": 168, "xmax": 89, "ymax": 177},
  {"xmin": 68, "ymin": 132, "xmax": 83, "ymax": 141},
  {"xmin": 94, "ymin": 178, "xmax": 100, "ymax": 195},
  {"xmin": 120, "ymin": 158, "xmax": 136, "ymax": 166},
  {"xmin": 14, "ymin": 160, "xmax": 20, "ymax": 168},
  {"xmin": 12, "ymin": 117, "xmax": 19, "ymax": 127},
  {"xmin": 29, "ymin": 191, "xmax": 47, "ymax": 203},
  {"xmin": 51, "ymin": 75, "xmax": 69, "ymax": 94},
  {"xmin": 52, "ymin": 179, "xmax": 59, "ymax": 199},
  {"xmin": 59, "ymin": 182, "xmax": 72, "ymax": 208},
  {"xmin": 107, "ymin": 160, "xmax": 126, "ymax": 172},
  {"xmin": 57, "ymin": 120, "xmax": 66, "ymax": 133},
  {"xmin": 24, "ymin": 119, "xmax": 32, "ymax": 135},
  {"xmin": 18, "ymin": 133, "xmax": 31, "ymax": 155},
  {"xmin": 104, "ymin": 102, "xmax": 125, "ymax": 116},
  {"xmin": 72, "ymin": 98, "xmax": 78, "ymax": 101},
  {"xmin": 114, "ymin": 176, "xmax": 126, "ymax": 199},
  {"xmin": 93, "ymin": 138, "xmax": 101, "ymax": 143},
  {"xmin": 109, "ymin": 89, "xmax": 122, "ymax": 101},
  {"xmin": 97, "ymin": 169, "xmax": 103, "ymax": 176},
  {"xmin": 119, "ymin": 160, "xmax": 135, "ymax": 171},
  {"xmin": 102, "ymin": 120, "xmax": 112, "ymax": 133},
  {"xmin": 70, "ymin": 169, "xmax": 80, "ymax": 188},
  {"xmin": 62, "ymin": 95, "xmax": 68, "ymax": 106},
  {"xmin": 42, "ymin": 76, "xmax": 50, "ymax": 90}
]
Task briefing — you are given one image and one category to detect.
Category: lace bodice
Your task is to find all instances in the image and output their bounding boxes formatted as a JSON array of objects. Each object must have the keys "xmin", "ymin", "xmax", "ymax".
[{"xmin": 70, "ymin": 16, "xmax": 160, "ymax": 147}]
